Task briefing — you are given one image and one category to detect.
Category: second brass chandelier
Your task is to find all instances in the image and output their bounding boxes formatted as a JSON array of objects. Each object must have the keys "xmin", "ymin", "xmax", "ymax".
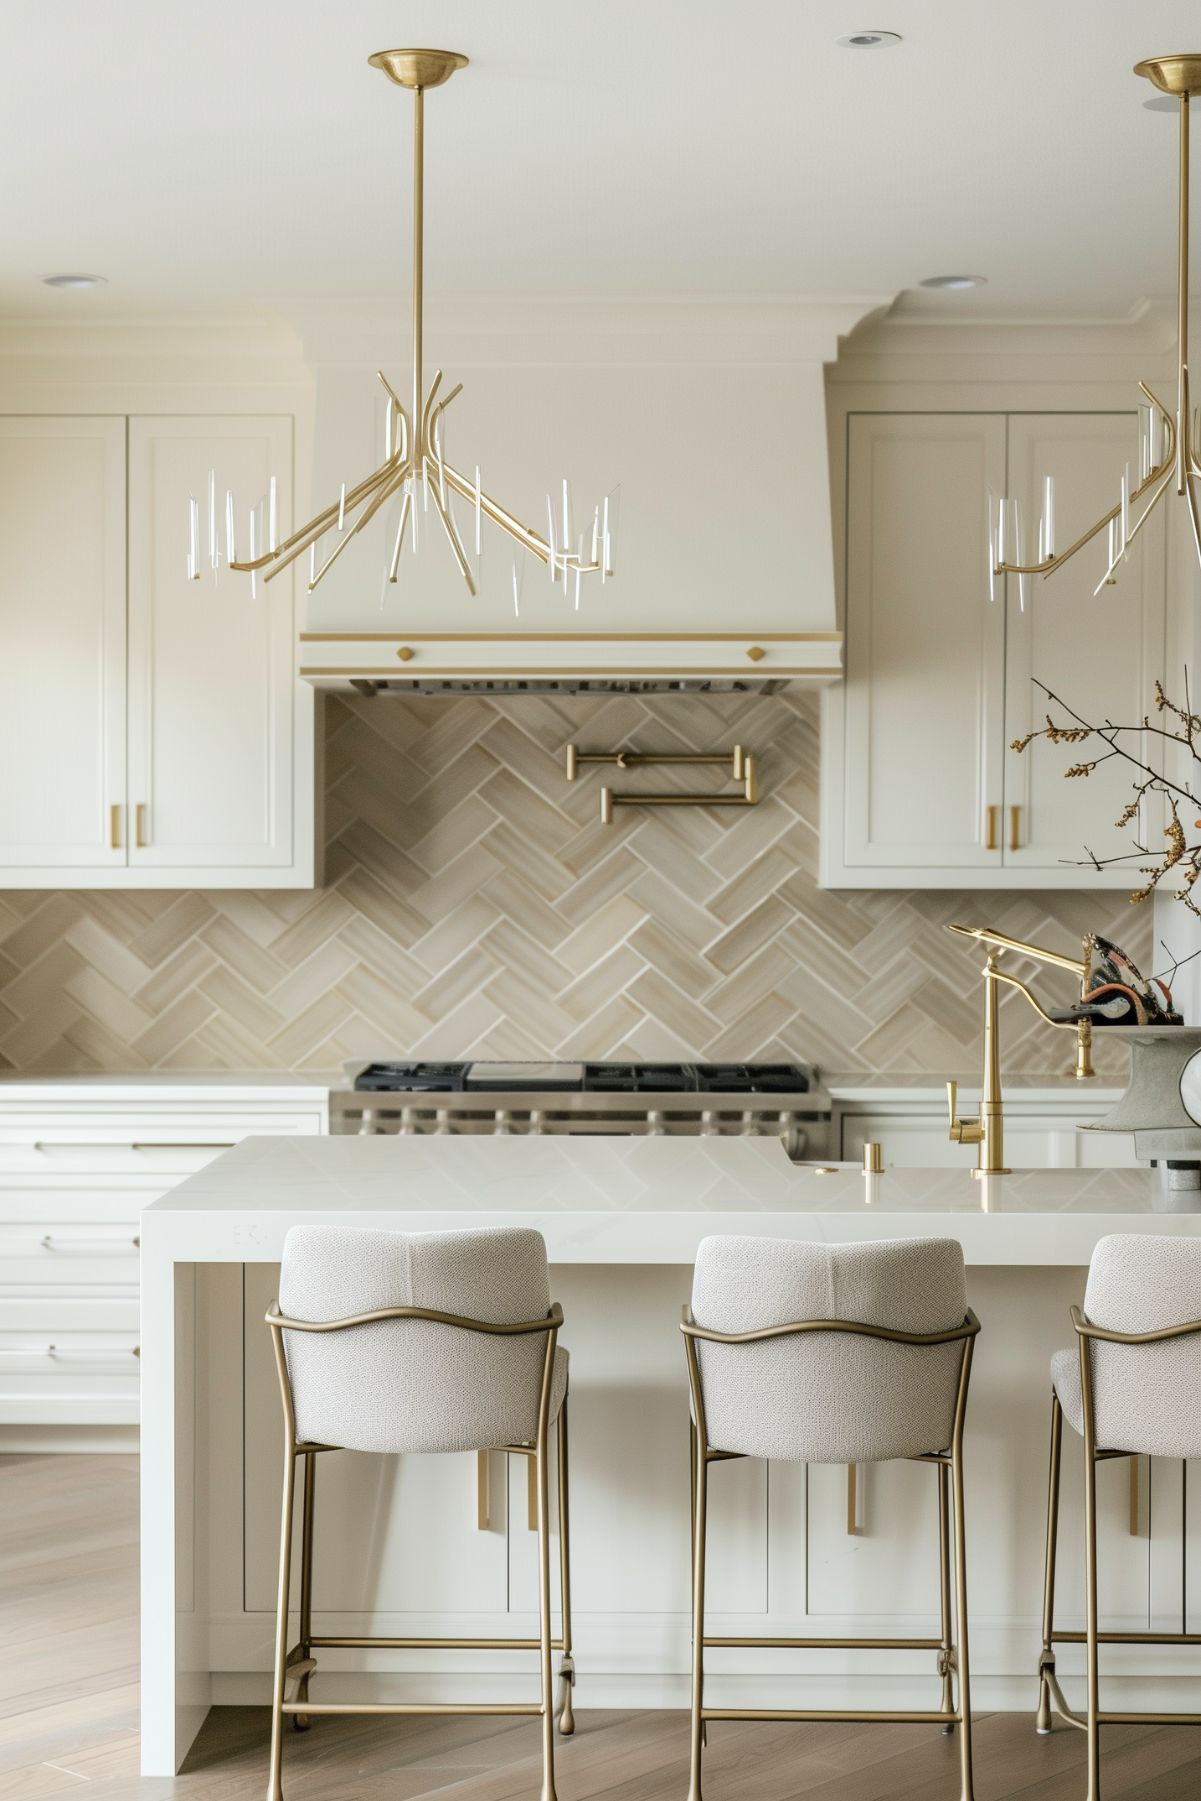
[
  {"xmin": 190, "ymin": 48, "xmax": 617, "ymax": 610},
  {"xmin": 989, "ymin": 54, "xmax": 1201, "ymax": 606}
]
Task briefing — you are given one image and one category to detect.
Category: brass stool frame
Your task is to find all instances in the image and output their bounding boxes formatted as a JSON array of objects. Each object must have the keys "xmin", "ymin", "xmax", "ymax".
[
  {"xmin": 1036, "ymin": 1304, "xmax": 1201, "ymax": 1801},
  {"xmin": 681, "ymin": 1304, "xmax": 981, "ymax": 1801},
  {"xmin": 265, "ymin": 1299, "xmax": 574, "ymax": 1801}
]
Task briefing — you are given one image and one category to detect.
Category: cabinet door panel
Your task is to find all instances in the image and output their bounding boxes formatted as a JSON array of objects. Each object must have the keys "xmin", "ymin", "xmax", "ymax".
[
  {"xmin": 0, "ymin": 417, "xmax": 125, "ymax": 868},
  {"xmin": 1004, "ymin": 414, "xmax": 1166, "ymax": 871},
  {"xmin": 127, "ymin": 417, "xmax": 294, "ymax": 869},
  {"xmin": 843, "ymin": 415, "xmax": 1006, "ymax": 869}
]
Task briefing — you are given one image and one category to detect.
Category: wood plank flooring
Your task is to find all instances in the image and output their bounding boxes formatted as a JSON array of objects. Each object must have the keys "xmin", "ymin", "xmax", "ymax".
[{"xmin": 4, "ymin": 1451, "xmax": 1201, "ymax": 1799}]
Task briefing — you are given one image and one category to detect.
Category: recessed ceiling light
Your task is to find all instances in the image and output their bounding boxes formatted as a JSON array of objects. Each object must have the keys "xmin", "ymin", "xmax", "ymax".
[
  {"xmin": 920, "ymin": 274, "xmax": 987, "ymax": 291},
  {"xmin": 42, "ymin": 273, "xmax": 106, "ymax": 290},
  {"xmin": 837, "ymin": 30, "xmax": 902, "ymax": 48}
]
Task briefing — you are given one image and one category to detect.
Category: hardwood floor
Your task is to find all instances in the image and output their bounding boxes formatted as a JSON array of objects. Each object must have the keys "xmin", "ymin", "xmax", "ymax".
[{"xmin": 5, "ymin": 1451, "xmax": 1201, "ymax": 1800}]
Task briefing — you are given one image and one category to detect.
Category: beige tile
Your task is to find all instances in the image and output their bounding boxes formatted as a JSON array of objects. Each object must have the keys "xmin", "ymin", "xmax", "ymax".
[{"xmin": 130, "ymin": 991, "xmax": 218, "ymax": 1066}]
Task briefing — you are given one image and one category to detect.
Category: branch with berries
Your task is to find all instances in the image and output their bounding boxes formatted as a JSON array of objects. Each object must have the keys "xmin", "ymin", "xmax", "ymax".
[{"xmin": 1010, "ymin": 675, "xmax": 1201, "ymax": 920}]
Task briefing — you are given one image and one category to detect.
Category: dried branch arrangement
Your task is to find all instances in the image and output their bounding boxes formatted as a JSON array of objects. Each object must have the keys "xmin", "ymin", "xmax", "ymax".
[{"xmin": 1011, "ymin": 676, "xmax": 1201, "ymax": 918}]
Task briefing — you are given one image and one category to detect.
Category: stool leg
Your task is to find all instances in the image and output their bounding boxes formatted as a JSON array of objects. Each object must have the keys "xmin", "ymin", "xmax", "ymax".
[
  {"xmin": 950, "ymin": 1436, "xmax": 975, "ymax": 1801},
  {"xmin": 267, "ymin": 1442, "xmax": 297, "ymax": 1801},
  {"xmin": 1083, "ymin": 1434, "xmax": 1101, "ymax": 1801},
  {"xmin": 536, "ymin": 1432, "xmax": 559, "ymax": 1801},
  {"xmin": 687, "ymin": 1428, "xmax": 708, "ymax": 1801},
  {"xmin": 557, "ymin": 1401, "xmax": 575, "ymax": 1736},
  {"xmin": 937, "ymin": 1461, "xmax": 955, "ymax": 1733},
  {"xmin": 293, "ymin": 1451, "xmax": 316, "ymax": 1732},
  {"xmin": 1036, "ymin": 1394, "xmax": 1063, "ymax": 1734}
]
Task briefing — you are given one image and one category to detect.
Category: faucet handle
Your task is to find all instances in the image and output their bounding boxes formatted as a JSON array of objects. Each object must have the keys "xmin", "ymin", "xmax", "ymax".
[{"xmin": 946, "ymin": 1079, "xmax": 984, "ymax": 1146}]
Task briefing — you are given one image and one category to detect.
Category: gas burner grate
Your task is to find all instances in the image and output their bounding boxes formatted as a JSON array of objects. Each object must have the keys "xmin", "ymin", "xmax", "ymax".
[
  {"xmin": 582, "ymin": 1063, "xmax": 696, "ymax": 1092},
  {"xmin": 693, "ymin": 1064, "xmax": 810, "ymax": 1094},
  {"xmin": 354, "ymin": 1062, "xmax": 469, "ymax": 1092}
]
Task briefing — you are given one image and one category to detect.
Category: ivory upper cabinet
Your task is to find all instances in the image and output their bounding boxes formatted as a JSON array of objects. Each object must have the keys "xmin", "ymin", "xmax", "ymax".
[
  {"xmin": 0, "ymin": 413, "xmax": 314, "ymax": 889},
  {"xmin": 822, "ymin": 409, "xmax": 1165, "ymax": 888},
  {"xmin": 824, "ymin": 413, "xmax": 1006, "ymax": 879},
  {"xmin": 127, "ymin": 416, "xmax": 310, "ymax": 881},
  {"xmin": 1004, "ymin": 414, "xmax": 1165, "ymax": 874},
  {"xmin": 0, "ymin": 418, "xmax": 126, "ymax": 873}
]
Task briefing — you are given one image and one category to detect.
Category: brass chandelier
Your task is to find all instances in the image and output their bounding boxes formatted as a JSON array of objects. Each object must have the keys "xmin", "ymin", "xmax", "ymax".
[
  {"xmin": 989, "ymin": 54, "xmax": 1201, "ymax": 606},
  {"xmin": 189, "ymin": 48, "xmax": 617, "ymax": 609}
]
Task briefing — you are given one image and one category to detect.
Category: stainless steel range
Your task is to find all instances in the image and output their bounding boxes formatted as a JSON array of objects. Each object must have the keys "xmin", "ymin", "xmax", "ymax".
[{"xmin": 334, "ymin": 1061, "xmax": 830, "ymax": 1161}]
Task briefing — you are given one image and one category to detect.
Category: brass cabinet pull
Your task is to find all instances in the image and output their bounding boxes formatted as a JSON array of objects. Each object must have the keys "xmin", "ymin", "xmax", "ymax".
[
  {"xmin": 396, "ymin": 645, "xmax": 416, "ymax": 662},
  {"xmin": 130, "ymin": 1141, "xmax": 236, "ymax": 1151},
  {"xmin": 847, "ymin": 1463, "xmax": 864, "ymax": 1536},
  {"xmin": 1009, "ymin": 804, "xmax": 1021, "ymax": 851},
  {"xmin": 135, "ymin": 803, "xmax": 148, "ymax": 848},
  {"xmin": 477, "ymin": 1450, "xmax": 490, "ymax": 1531},
  {"xmin": 110, "ymin": 804, "xmax": 122, "ymax": 850},
  {"xmin": 745, "ymin": 645, "xmax": 766, "ymax": 662},
  {"xmin": 985, "ymin": 804, "xmax": 998, "ymax": 850},
  {"xmin": 1129, "ymin": 1456, "xmax": 1142, "ymax": 1537}
]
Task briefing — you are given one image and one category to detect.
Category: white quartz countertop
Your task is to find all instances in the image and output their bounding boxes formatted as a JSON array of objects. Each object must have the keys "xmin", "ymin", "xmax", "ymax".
[
  {"xmin": 140, "ymin": 1134, "xmax": 1196, "ymax": 1267},
  {"xmin": 824, "ymin": 1073, "xmax": 1124, "ymax": 1104},
  {"xmin": 0, "ymin": 1071, "xmax": 333, "ymax": 1101}
]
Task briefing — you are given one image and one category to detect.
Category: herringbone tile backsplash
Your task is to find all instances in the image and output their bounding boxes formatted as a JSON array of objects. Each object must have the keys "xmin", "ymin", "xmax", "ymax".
[{"xmin": 0, "ymin": 692, "xmax": 1150, "ymax": 1076}]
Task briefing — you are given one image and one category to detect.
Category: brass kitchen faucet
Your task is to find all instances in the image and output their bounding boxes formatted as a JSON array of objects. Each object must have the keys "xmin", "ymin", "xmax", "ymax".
[{"xmin": 945, "ymin": 926, "xmax": 1096, "ymax": 1177}]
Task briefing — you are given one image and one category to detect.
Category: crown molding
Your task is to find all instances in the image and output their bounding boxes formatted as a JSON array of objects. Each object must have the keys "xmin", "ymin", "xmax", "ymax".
[{"xmin": 286, "ymin": 291, "xmax": 896, "ymax": 367}]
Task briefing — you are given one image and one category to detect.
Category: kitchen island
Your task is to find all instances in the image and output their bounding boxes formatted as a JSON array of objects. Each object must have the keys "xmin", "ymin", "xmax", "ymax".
[{"xmin": 141, "ymin": 1135, "xmax": 1201, "ymax": 1774}]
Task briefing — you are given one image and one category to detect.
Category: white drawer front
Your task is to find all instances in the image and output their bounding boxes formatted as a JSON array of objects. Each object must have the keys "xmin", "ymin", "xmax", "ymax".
[
  {"xmin": 0, "ymin": 1108, "xmax": 323, "ymax": 1178},
  {"xmin": 0, "ymin": 1296, "xmax": 140, "ymax": 1422},
  {"xmin": 0, "ymin": 1219, "xmax": 140, "ymax": 1294}
]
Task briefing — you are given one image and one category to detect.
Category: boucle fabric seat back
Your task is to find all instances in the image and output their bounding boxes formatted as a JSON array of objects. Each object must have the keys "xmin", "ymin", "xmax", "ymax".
[
  {"xmin": 691, "ymin": 1234, "xmax": 970, "ymax": 1463},
  {"xmin": 1051, "ymin": 1234, "xmax": 1201, "ymax": 1459},
  {"xmin": 278, "ymin": 1224, "xmax": 567, "ymax": 1455}
]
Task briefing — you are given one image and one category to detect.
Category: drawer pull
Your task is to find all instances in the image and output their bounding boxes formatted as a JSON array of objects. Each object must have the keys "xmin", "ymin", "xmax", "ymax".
[
  {"xmin": 130, "ymin": 1142, "xmax": 236, "ymax": 1151},
  {"xmin": 31, "ymin": 1141, "xmax": 234, "ymax": 1154},
  {"xmin": 0, "ymin": 1343, "xmax": 140, "ymax": 1360},
  {"xmin": 39, "ymin": 1234, "xmax": 140, "ymax": 1253},
  {"xmin": 34, "ymin": 1141, "xmax": 136, "ymax": 1153}
]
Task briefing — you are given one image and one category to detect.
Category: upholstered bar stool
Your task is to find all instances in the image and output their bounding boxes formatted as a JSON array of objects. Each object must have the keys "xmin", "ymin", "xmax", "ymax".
[
  {"xmin": 681, "ymin": 1234, "xmax": 981, "ymax": 1801},
  {"xmin": 1036, "ymin": 1232, "xmax": 1201, "ymax": 1801},
  {"xmin": 264, "ymin": 1223, "xmax": 573, "ymax": 1801}
]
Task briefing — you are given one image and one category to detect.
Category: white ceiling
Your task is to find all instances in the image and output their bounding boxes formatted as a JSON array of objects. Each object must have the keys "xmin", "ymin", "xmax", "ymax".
[{"xmin": 5, "ymin": 0, "xmax": 1201, "ymax": 325}]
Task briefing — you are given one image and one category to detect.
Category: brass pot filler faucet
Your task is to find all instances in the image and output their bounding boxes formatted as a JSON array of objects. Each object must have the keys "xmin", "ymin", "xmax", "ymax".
[{"xmin": 945, "ymin": 925, "xmax": 1096, "ymax": 1178}]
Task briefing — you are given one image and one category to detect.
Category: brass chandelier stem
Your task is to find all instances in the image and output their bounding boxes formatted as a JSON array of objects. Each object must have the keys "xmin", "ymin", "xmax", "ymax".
[
  {"xmin": 412, "ymin": 84, "xmax": 425, "ymax": 469},
  {"xmin": 1177, "ymin": 90, "xmax": 1190, "ymax": 495}
]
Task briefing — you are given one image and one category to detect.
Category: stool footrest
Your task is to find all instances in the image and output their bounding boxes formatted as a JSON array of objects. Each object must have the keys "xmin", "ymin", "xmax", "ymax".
[
  {"xmin": 703, "ymin": 1635, "xmax": 942, "ymax": 1651},
  {"xmin": 702, "ymin": 1707, "xmax": 961, "ymax": 1725},
  {"xmin": 280, "ymin": 1701, "xmax": 543, "ymax": 1718},
  {"xmin": 1052, "ymin": 1630, "xmax": 1201, "ymax": 1645},
  {"xmin": 308, "ymin": 1634, "xmax": 564, "ymax": 1651}
]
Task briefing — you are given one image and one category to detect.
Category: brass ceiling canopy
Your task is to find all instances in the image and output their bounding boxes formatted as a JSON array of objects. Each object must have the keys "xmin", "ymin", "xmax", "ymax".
[
  {"xmin": 987, "ymin": 54, "xmax": 1201, "ymax": 601},
  {"xmin": 190, "ymin": 46, "xmax": 617, "ymax": 610},
  {"xmin": 367, "ymin": 48, "xmax": 468, "ymax": 91},
  {"xmin": 1133, "ymin": 54, "xmax": 1201, "ymax": 98}
]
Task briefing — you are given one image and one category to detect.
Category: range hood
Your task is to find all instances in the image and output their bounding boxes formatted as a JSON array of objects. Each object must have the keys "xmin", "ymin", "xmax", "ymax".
[
  {"xmin": 298, "ymin": 632, "xmax": 842, "ymax": 694},
  {"xmin": 293, "ymin": 297, "xmax": 885, "ymax": 694}
]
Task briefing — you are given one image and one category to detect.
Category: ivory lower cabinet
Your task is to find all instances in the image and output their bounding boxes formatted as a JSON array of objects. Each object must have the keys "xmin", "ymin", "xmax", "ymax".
[{"xmin": 0, "ymin": 1080, "xmax": 328, "ymax": 1445}]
